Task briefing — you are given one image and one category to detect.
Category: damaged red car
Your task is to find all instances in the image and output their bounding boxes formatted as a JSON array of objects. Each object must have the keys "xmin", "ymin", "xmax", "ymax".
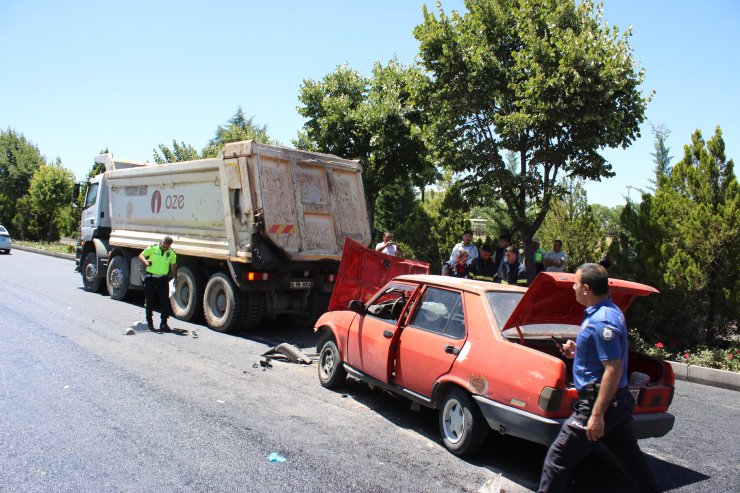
[{"xmin": 314, "ymin": 272, "xmax": 675, "ymax": 455}]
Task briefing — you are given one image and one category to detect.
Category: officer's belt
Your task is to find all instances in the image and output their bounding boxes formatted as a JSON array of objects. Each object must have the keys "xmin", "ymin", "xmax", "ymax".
[
  {"xmin": 145, "ymin": 273, "xmax": 167, "ymax": 278},
  {"xmin": 577, "ymin": 383, "xmax": 629, "ymax": 400}
]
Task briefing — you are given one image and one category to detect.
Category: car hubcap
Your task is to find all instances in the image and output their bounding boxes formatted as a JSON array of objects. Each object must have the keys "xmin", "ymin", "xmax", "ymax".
[
  {"xmin": 215, "ymin": 291, "xmax": 226, "ymax": 316},
  {"xmin": 320, "ymin": 347, "xmax": 334, "ymax": 379},
  {"xmin": 179, "ymin": 283, "xmax": 190, "ymax": 306},
  {"xmin": 443, "ymin": 399, "xmax": 465, "ymax": 443},
  {"xmin": 85, "ymin": 263, "xmax": 96, "ymax": 281}
]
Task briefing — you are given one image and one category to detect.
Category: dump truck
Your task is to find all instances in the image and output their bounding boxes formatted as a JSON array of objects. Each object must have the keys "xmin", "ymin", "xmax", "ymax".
[{"xmin": 75, "ymin": 140, "xmax": 371, "ymax": 332}]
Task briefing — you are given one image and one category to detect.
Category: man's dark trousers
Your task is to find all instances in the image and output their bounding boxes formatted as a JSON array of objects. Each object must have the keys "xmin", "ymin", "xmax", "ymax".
[
  {"xmin": 538, "ymin": 388, "xmax": 660, "ymax": 493},
  {"xmin": 144, "ymin": 275, "xmax": 170, "ymax": 328}
]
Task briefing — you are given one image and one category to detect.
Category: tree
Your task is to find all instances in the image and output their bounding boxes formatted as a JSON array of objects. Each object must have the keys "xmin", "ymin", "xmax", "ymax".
[
  {"xmin": 14, "ymin": 161, "xmax": 76, "ymax": 241},
  {"xmin": 414, "ymin": 0, "xmax": 649, "ymax": 280},
  {"xmin": 296, "ymin": 60, "xmax": 437, "ymax": 232},
  {"xmin": 649, "ymin": 123, "xmax": 672, "ymax": 190},
  {"xmin": 0, "ymin": 129, "xmax": 46, "ymax": 229},
  {"xmin": 202, "ymin": 107, "xmax": 275, "ymax": 158},
  {"xmin": 153, "ymin": 140, "xmax": 201, "ymax": 164},
  {"xmin": 537, "ymin": 178, "xmax": 607, "ymax": 272},
  {"xmin": 614, "ymin": 127, "xmax": 739, "ymax": 347}
]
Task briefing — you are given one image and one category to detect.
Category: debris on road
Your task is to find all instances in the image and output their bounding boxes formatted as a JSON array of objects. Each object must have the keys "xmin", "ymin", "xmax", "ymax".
[
  {"xmin": 266, "ymin": 452, "xmax": 287, "ymax": 463},
  {"xmin": 260, "ymin": 343, "xmax": 313, "ymax": 364},
  {"xmin": 475, "ymin": 475, "xmax": 502, "ymax": 493},
  {"xmin": 259, "ymin": 357, "xmax": 273, "ymax": 370}
]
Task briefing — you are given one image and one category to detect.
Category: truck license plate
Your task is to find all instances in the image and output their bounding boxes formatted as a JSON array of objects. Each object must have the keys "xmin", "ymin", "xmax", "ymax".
[
  {"xmin": 629, "ymin": 388, "xmax": 641, "ymax": 403},
  {"xmin": 290, "ymin": 281, "xmax": 313, "ymax": 289}
]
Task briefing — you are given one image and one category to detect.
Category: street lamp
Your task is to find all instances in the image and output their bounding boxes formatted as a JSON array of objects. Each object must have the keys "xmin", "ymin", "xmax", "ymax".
[{"xmin": 626, "ymin": 185, "xmax": 635, "ymax": 202}]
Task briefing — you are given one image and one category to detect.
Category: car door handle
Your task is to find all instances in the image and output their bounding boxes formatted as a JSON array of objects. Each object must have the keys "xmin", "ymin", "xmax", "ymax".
[
  {"xmin": 444, "ymin": 345, "xmax": 460, "ymax": 355},
  {"xmin": 383, "ymin": 330, "xmax": 393, "ymax": 339}
]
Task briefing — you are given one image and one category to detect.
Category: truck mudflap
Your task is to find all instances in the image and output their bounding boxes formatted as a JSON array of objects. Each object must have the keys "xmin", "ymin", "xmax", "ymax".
[{"xmin": 328, "ymin": 237, "xmax": 430, "ymax": 311}]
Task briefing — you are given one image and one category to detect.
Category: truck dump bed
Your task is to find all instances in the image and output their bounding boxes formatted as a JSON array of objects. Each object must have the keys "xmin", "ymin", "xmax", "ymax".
[{"xmin": 102, "ymin": 141, "xmax": 371, "ymax": 262}]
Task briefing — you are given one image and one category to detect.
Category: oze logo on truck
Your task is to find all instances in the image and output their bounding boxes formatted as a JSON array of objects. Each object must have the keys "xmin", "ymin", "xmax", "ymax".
[
  {"xmin": 151, "ymin": 190, "xmax": 185, "ymax": 214},
  {"xmin": 151, "ymin": 190, "xmax": 162, "ymax": 214}
]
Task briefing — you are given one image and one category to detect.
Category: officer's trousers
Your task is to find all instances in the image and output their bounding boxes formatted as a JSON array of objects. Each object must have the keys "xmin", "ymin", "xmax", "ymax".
[
  {"xmin": 538, "ymin": 387, "xmax": 660, "ymax": 493},
  {"xmin": 144, "ymin": 275, "xmax": 171, "ymax": 327}
]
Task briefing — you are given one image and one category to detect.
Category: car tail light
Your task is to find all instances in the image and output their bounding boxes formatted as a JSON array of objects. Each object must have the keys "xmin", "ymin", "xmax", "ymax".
[
  {"xmin": 246, "ymin": 272, "xmax": 270, "ymax": 281},
  {"xmin": 538, "ymin": 387, "xmax": 579, "ymax": 412},
  {"xmin": 636, "ymin": 386, "xmax": 674, "ymax": 409}
]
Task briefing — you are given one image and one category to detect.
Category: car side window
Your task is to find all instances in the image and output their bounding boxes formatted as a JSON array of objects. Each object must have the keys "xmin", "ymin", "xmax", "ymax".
[
  {"xmin": 366, "ymin": 285, "xmax": 414, "ymax": 322},
  {"xmin": 408, "ymin": 287, "xmax": 465, "ymax": 338}
]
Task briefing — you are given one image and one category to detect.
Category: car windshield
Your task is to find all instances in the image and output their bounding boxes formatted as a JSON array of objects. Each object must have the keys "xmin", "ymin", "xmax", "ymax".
[
  {"xmin": 0, "ymin": 226, "xmax": 8, "ymax": 236},
  {"xmin": 485, "ymin": 291, "xmax": 581, "ymax": 340}
]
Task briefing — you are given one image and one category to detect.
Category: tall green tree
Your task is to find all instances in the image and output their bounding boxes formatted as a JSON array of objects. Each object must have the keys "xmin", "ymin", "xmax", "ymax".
[
  {"xmin": 614, "ymin": 127, "xmax": 739, "ymax": 347},
  {"xmin": 296, "ymin": 60, "xmax": 436, "ymax": 231},
  {"xmin": 0, "ymin": 129, "xmax": 46, "ymax": 229},
  {"xmin": 414, "ymin": 0, "xmax": 649, "ymax": 280},
  {"xmin": 153, "ymin": 140, "xmax": 201, "ymax": 164},
  {"xmin": 14, "ymin": 161, "xmax": 76, "ymax": 241},
  {"xmin": 202, "ymin": 107, "xmax": 275, "ymax": 158},
  {"xmin": 537, "ymin": 178, "xmax": 607, "ymax": 272}
]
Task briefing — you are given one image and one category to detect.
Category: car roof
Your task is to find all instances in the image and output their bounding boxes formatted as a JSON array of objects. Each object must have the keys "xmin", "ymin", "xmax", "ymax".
[{"xmin": 393, "ymin": 274, "xmax": 527, "ymax": 295}]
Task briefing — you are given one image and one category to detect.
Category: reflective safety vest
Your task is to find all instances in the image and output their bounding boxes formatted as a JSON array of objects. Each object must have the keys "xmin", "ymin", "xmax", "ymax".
[
  {"xmin": 142, "ymin": 243, "xmax": 177, "ymax": 276},
  {"xmin": 534, "ymin": 248, "xmax": 544, "ymax": 263}
]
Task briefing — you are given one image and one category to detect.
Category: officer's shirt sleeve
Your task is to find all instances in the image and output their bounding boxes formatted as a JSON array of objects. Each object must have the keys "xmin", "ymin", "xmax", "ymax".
[
  {"xmin": 590, "ymin": 319, "xmax": 623, "ymax": 362},
  {"xmin": 142, "ymin": 245, "xmax": 154, "ymax": 258},
  {"xmin": 169, "ymin": 250, "xmax": 177, "ymax": 264}
]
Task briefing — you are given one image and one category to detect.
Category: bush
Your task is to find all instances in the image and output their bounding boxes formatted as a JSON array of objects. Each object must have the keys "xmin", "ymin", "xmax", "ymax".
[{"xmin": 629, "ymin": 329, "xmax": 740, "ymax": 372}]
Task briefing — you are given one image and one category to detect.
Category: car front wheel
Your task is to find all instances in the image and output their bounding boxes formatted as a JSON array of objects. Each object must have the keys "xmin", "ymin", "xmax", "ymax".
[
  {"xmin": 317, "ymin": 334, "xmax": 346, "ymax": 388},
  {"xmin": 439, "ymin": 387, "xmax": 488, "ymax": 456}
]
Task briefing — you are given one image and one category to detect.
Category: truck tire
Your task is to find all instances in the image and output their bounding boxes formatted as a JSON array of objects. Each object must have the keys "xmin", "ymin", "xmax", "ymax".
[
  {"xmin": 203, "ymin": 272, "xmax": 246, "ymax": 333},
  {"xmin": 171, "ymin": 266, "xmax": 205, "ymax": 322},
  {"xmin": 240, "ymin": 291, "xmax": 266, "ymax": 331},
  {"xmin": 106, "ymin": 255, "xmax": 130, "ymax": 300},
  {"xmin": 439, "ymin": 387, "xmax": 488, "ymax": 456},
  {"xmin": 81, "ymin": 251, "xmax": 106, "ymax": 293}
]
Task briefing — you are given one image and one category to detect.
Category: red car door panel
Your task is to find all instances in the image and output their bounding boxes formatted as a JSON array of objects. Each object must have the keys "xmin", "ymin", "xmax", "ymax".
[{"xmin": 394, "ymin": 286, "xmax": 467, "ymax": 397}]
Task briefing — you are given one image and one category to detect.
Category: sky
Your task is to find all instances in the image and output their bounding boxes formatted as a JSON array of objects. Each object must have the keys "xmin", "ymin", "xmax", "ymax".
[{"xmin": 1, "ymin": 0, "xmax": 738, "ymax": 208}]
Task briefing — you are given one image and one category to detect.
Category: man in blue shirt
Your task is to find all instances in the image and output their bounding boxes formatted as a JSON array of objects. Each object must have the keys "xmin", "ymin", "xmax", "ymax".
[{"xmin": 538, "ymin": 263, "xmax": 659, "ymax": 493}]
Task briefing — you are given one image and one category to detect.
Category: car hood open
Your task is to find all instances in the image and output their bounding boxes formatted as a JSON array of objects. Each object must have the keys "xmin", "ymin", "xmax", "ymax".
[{"xmin": 502, "ymin": 272, "xmax": 659, "ymax": 330}]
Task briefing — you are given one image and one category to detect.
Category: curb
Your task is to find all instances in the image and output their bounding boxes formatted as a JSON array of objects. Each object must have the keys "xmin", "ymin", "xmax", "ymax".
[
  {"xmin": 13, "ymin": 244, "xmax": 76, "ymax": 261},
  {"xmin": 667, "ymin": 361, "xmax": 740, "ymax": 392}
]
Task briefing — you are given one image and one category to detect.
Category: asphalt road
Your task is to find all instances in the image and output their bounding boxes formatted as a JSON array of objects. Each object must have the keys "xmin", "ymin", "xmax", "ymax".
[{"xmin": 1, "ymin": 249, "xmax": 738, "ymax": 492}]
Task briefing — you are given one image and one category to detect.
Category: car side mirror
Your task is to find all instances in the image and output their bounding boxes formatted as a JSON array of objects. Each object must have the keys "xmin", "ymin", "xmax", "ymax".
[{"xmin": 348, "ymin": 300, "xmax": 366, "ymax": 315}]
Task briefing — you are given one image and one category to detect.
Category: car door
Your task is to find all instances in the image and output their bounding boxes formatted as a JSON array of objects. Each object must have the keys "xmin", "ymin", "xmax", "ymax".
[
  {"xmin": 394, "ymin": 286, "xmax": 467, "ymax": 397},
  {"xmin": 346, "ymin": 282, "xmax": 417, "ymax": 383}
]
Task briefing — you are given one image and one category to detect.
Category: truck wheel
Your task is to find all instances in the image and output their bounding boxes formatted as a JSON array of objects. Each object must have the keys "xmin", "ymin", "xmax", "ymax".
[
  {"xmin": 82, "ymin": 252, "xmax": 106, "ymax": 293},
  {"xmin": 171, "ymin": 267, "xmax": 205, "ymax": 322},
  {"xmin": 106, "ymin": 255, "xmax": 130, "ymax": 300},
  {"xmin": 439, "ymin": 387, "xmax": 488, "ymax": 456},
  {"xmin": 317, "ymin": 333, "xmax": 346, "ymax": 388},
  {"xmin": 240, "ymin": 291, "xmax": 265, "ymax": 331},
  {"xmin": 203, "ymin": 272, "xmax": 246, "ymax": 333}
]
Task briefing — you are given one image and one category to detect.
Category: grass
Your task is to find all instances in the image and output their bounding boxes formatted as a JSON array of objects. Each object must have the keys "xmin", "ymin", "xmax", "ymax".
[{"xmin": 15, "ymin": 240, "xmax": 76, "ymax": 255}]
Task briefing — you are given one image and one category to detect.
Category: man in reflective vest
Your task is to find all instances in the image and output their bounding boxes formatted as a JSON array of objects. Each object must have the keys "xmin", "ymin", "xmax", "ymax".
[
  {"xmin": 533, "ymin": 236, "xmax": 545, "ymax": 274},
  {"xmin": 138, "ymin": 236, "xmax": 178, "ymax": 332},
  {"xmin": 468, "ymin": 244, "xmax": 497, "ymax": 282}
]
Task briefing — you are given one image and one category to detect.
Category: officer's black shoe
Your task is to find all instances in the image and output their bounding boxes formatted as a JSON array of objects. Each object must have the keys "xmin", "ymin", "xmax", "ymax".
[
  {"xmin": 148, "ymin": 324, "xmax": 156, "ymax": 332},
  {"xmin": 160, "ymin": 322, "xmax": 172, "ymax": 332}
]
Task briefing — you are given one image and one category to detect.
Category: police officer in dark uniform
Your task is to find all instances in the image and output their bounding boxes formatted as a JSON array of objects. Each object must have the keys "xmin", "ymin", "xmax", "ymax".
[
  {"xmin": 538, "ymin": 263, "xmax": 659, "ymax": 493},
  {"xmin": 138, "ymin": 235, "xmax": 178, "ymax": 332}
]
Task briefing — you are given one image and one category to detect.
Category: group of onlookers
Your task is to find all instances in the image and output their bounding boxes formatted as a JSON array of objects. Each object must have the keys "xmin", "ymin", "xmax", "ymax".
[
  {"xmin": 375, "ymin": 229, "xmax": 593, "ymax": 285},
  {"xmin": 441, "ymin": 231, "xmax": 568, "ymax": 285}
]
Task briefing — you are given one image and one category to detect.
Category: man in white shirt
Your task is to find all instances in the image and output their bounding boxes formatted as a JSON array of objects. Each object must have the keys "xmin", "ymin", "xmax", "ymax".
[
  {"xmin": 544, "ymin": 239, "xmax": 567, "ymax": 272},
  {"xmin": 449, "ymin": 230, "xmax": 478, "ymax": 266},
  {"xmin": 375, "ymin": 231, "xmax": 399, "ymax": 257}
]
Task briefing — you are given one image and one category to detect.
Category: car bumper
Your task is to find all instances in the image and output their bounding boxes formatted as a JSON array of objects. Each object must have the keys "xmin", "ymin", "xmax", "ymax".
[{"xmin": 473, "ymin": 395, "xmax": 675, "ymax": 446}]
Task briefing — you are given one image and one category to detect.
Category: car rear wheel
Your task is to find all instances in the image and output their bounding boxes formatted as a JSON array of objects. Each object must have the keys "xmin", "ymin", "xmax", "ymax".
[
  {"xmin": 317, "ymin": 334, "xmax": 346, "ymax": 388},
  {"xmin": 439, "ymin": 387, "xmax": 488, "ymax": 456}
]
